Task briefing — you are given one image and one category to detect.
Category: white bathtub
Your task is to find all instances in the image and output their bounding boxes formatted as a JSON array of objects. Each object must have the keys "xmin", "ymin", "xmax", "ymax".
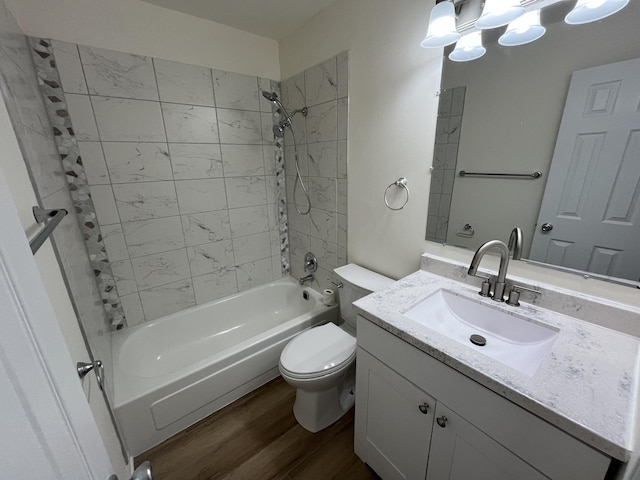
[{"xmin": 111, "ymin": 277, "xmax": 338, "ymax": 455}]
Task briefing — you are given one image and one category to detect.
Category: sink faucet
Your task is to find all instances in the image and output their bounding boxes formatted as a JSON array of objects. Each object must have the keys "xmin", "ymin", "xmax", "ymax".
[
  {"xmin": 468, "ymin": 240, "xmax": 510, "ymax": 302},
  {"xmin": 299, "ymin": 274, "xmax": 314, "ymax": 285},
  {"xmin": 508, "ymin": 227, "xmax": 523, "ymax": 260}
]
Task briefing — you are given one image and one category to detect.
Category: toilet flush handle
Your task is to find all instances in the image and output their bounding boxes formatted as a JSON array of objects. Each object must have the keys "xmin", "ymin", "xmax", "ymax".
[{"xmin": 331, "ymin": 281, "xmax": 343, "ymax": 289}]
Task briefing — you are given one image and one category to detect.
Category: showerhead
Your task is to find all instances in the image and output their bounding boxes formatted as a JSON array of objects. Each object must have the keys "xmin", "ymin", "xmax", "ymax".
[{"xmin": 261, "ymin": 91, "xmax": 279, "ymax": 103}]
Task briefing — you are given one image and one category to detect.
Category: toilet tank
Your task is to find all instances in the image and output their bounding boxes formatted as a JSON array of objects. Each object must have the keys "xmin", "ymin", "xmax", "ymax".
[{"xmin": 334, "ymin": 264, "xmax": 394, "ymax": 332}]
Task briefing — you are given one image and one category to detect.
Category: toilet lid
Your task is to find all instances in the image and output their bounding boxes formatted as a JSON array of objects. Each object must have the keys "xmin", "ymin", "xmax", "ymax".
[{"xmin": 280, "ymin": 323, "xmax": 356, "ymax": 376}]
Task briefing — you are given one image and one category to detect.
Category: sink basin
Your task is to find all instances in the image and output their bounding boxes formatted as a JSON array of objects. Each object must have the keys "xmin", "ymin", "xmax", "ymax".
[{"xmin": 403, "ymin": 289, "xmax": 559, "ymax": 376}]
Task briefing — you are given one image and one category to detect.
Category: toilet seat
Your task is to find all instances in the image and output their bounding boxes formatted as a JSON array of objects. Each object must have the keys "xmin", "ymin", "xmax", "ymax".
[{"xmin": 280, "ymin": 323, "xmax": 356, "ymax": 379}]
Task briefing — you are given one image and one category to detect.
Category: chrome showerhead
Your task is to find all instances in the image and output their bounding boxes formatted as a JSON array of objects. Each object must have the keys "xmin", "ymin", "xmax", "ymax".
[{"xmin": 261, "ymin": 91, "xmax": 279, "ymax": 103}]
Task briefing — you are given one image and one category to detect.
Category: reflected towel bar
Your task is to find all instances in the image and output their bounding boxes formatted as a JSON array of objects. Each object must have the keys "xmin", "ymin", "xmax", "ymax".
[
  {"xmin": 30, "ymin": 206, "xmax": 68, "ymax": 254},
  {"xmin": 459, "ymin": 170, "xmax": 542, "ymax": 179}
]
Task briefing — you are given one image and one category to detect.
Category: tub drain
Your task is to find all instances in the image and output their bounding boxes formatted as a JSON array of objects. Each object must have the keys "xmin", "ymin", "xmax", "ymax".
[{"xmin": 470, "ymin": 334, "xmax": 487, "ymax": 347}]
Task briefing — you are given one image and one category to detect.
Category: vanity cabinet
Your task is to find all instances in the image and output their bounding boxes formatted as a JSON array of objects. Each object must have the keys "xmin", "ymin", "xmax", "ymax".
[{"xmin": 354, "ymin": 316, "xmax": 612, "ymax": 480}]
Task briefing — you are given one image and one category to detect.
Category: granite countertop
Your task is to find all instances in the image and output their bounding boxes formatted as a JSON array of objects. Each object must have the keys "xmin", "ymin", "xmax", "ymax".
[{"xmin": 353, "ymin": 270, "xmax": 640, "ymax": 461}]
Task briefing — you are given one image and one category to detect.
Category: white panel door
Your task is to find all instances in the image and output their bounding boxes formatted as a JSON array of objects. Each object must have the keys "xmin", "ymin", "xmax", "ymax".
[{"xmin": 529, "ymin": 58, "xmax": 640, "ymax": 281}]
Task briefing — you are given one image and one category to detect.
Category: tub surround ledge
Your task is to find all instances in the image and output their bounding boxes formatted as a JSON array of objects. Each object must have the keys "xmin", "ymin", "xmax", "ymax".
[{"xmin": 353, "ymin": 260, "xmax": 640, "ymax": 462}]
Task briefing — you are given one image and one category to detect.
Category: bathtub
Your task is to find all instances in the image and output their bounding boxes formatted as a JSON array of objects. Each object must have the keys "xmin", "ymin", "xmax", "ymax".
[{"xmin": 111, "ymin": 277, "xmax": 338, "ymax": 455}]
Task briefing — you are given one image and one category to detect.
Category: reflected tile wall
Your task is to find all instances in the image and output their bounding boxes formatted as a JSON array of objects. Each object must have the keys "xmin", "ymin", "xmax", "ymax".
[
  {"xmin": 35, "ymin": 40, "xmax": 286, "ymax": 324},
  {"xmin": 281, "ymin": 52, "xmax": 348, "ymax": 291}
]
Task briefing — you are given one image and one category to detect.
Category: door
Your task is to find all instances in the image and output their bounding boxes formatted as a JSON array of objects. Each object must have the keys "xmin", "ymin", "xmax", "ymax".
[
  {"xmin": 0, "ymin": 167, "xmax": 115, "ymax": 479},
  {"xmin": 529, "ymin": 58, "xmax": 640, "ymax": 281},
  {"xmin": 355, "ymin": 348, "xmax": 435, "ymax": 480},
  {"xmin": 426, "ymin": 404, "xmax": 549, "ymax": 480}
]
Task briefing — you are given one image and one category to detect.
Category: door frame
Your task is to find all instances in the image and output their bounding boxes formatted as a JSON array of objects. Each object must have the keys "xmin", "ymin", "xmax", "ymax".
[{"xmin": 0, "ymin": 167, "xmax": 114, "ymax": 479}]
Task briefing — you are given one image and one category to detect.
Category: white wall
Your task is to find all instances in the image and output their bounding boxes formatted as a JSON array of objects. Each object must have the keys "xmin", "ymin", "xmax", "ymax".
[
  {"xmin": 280, "ymin": 0, "xmax": 443, "ymax": 280},
  {"xmin": 4, "ymin": 0, "xmax": 280, "ymax": 80}
]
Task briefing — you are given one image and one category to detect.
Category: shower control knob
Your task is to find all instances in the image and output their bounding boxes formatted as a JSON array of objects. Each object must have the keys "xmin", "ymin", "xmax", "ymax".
[
  {"xmin": 541, "ymin": 223, "xmax": 553, "ymax": 232},
  {"xmin": 418, "ymin": 403, "xmax": 429, "ymax": 414},
  {"xmin": 436, "ymin": 416, "xmax": 448, "ymax": 428}
]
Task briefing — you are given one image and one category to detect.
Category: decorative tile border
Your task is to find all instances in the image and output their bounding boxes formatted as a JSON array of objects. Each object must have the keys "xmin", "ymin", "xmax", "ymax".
[{"xmin": 29, "ymin": 38, "xmax": 126, "ymax": 329}]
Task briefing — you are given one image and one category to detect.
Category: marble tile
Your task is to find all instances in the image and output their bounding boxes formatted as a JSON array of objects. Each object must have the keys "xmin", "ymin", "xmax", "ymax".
[
  {"xmin": 305, "ymin": 57, "xmax": 337, "ymax": 107},
  {"xmin": 445, "ymin": 144, "xmax": 459, "ymax": 170},
  {"xmin": 290, "ymin": 254, "xmax": 305, "ymax": 279},
  {"xmin": 101, "ymin": 224, "xmax": 129, "ymax": 262},
  {"xmin": 284, "ymin": 111, "xmax": 307, "ymax": 145},
  {"xmin": 266, "ymin": 175, "xmax": 277, "ymax": 204},
  {"xmin": 229, "ymin": 205, "xmax": 270, "ymax": 237},
  {"xmin": 221, "ymin": 144, "xmax": 264, "ymax": 177},
  {"xmin": 132, "ymin": 248, "xmax": 190, "ymax": 290},
  {"xmin": 181, "ymin": 211, "xmax": 231, "ymax": 246},
  {"xmin": 169, "ymin": 143, "xmax": 223, "ymax": 180},
  {"xmin": 161, "ymin": 103, "xmax": 219, "ymax": 143},
  {"xmin": 65, "ymin": 94, "xmax": 99, "ymax": 141},
  {"xmin": 281, "ymin": 72, "xmax": 305, "ymax": 111},
  {"xmin": 112, "ymin": 181, "xmax": 179, "ymax": 221},
  {"xmin": 192, "ymin": 269, "xmax": 238, "ymax": 304},
  {"xmin": 306, "ymin": 101, "xmax": 337, "ymax": 143},
  {"xmin": 212, "ymin": 70, "xmax": 259, "ymax": 111},
  {"xmin": 236, "ymin": 257, "xmax": 273, "ymax": 291},
  {"xmin": 310, "ymin": 237, "xmax": 338, "ymax": 270},
  {"xmin": 217, "ymin": 109, "xmax": 262, "ymax": 145},
  {"xmin": 448, "ymin": 115, "xmax": 462, "ymax": 143},
  {"xmin": 308, "ymin": 141, "xmax": 338, "ymax": 178},
  {"xmin": 284, "ymin": 144, "xmax": 308, "ymax": 176},
  {"xmin": 122, "ymin": 216, "xmax": 185, "ymax": 258},
  {"xmin": 427, "ymin": 193, "xmax": 441, "ymax": 218},
  {"xmin": 175, "ymin": 178, "xmax": 227, "ymax": 214},
  {"xmin": 102, "ymin": 142, "xmax": 172, "ymax": 183},
  {"xmin": 225, "ymin": 176, "xmax": 267, "ymax": 208},
  {"xmin": 78, "ymin": 141, "xmax": 109, "ymax": 185},
  {"xmin": 119, "ymin": 293, "xmax": 145, "ymax": 326},
  {"xmin": 337, "ymin": 178, "xmax": 347, "ymax": 215},
  {"xmin": 287, "ymin": 205, "xmax": 309, "ymax": 234},
  {"xmin": 79, "ymin": 45, "xmax": 158, "ymax": 100},
  {"xmin": 111, "ymin": 259, "xmax": 137, "ymax": 295},
  {"xmin": 154, "ymin": 58, "xmax": 215, "ymax": 106},
  {"xmin": 91, "ymin": 96, "xmax": 166, "ymax": 142},
  {"xmin": 139, "ymin": 279, "xmax": 196, "ymax": 320},
  {"xmin": 337, "ymin": 246, "xmax": 347, "ymax": 267},
  {"xmin": 309, "ymin": 177, "xmax": 337, "ymax": 212},
  {"xmin": 270, "ymin": 230, "xmax": 281, "ymax": 256},
  {"xmin": 432, "ymin": 144, "xmax": 447, "ymax": 169},
  {"xmin": 438, "ymin": 88, "xmax": 453, "ymax": 117},
  {"xmin": 337, "ymin": 140, "xmax": 347, "ymax": 178},
  {"xmin": 267, "ymin": 203, "xmax": 278, "ymax": 232},
  {"xmin": 233, "ymin": 232, "xmax": 271, "ymax": 264},
  {"xmin": 90, "ymin": 185, "xmax": 120, "ymax": 225},
  {"xmin": 289, "ymin": 231, "xmax": 311, "ymax": 259},
  {"xmin": 263, "ymin": 145, "xmax": 276, "ymax": 175},
  {"xmin": 272, "ymin": 255, "xmax": 283, "ymax": 279},
  {"xmin": 187, "ymin": 240, "xmax": 235, "ymax": 276},
  {"xmin": 261, "ymin": 112, "xmax": 274, "ymax": 144},
  {"xmin": 338, "ymin": 213, "xmax": 347, "ymax": 248},
  {"xmin": 309, "ymin": 208, "xmax": 337, "ymax": 244},
  {"xmin": 337, "ymin": 98, "xmax": 348, "ymax": 140},
  {"xmin": 337, "ymin": 51, "xmax": 348, "ymax": 99},
  {"xmin": 51, "ymin": 40, "xmax": 87, "ymax": 94},
  {"xmin": 259, "ymin": 77, "xmax": 274, "ymax": 112},
  {"xmin": 451, "ymin": 86, "xmax": 466, "ymax": 116}
]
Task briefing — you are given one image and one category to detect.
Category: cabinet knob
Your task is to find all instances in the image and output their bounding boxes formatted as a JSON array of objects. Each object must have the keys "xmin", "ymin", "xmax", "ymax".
[
  {"xmin": 436, "ymin": 416, "xmax": 448, "ymax": 428},
  {"xmin": 418, "ymin": 402, "xmax": 429, "ymax": 414}
]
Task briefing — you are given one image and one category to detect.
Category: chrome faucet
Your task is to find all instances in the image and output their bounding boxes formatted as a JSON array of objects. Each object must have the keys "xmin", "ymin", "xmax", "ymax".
[
  {"xmin": 468, "ymin": 240, "xmax": 510, "ymax": 302},
  {"xmin": 299, "ymin": 274, "xmax": 315, "ymax": 285},
  {"xmin": 508, "ymin": 227, "xmax": 523, "ymax": 260}
]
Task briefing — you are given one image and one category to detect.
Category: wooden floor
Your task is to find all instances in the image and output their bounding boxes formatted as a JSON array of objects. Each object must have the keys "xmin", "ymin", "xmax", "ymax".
[{"xmin": 135, "ymin": 377, "xmax": 380, "ymax": 480}]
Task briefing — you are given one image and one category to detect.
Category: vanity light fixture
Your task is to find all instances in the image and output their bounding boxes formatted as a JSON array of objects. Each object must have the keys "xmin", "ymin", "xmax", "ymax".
[
  {"xmin": 475, "ymin": 0, "xmax": 525, "ymax": 29},
  {"xmin": 499, "ymin": 9, "xmax": 546, "ymax": 46},
  {"xmin": 449, "ymin": 31, "xmax": 486, "ymax": 62},
  {"xmin": 420, "ymin": 0, "xmax": 461, "ymax": 48},
  {"xmin": 565, "ymin": 0, "xmax": 629, "ymax": 24}
]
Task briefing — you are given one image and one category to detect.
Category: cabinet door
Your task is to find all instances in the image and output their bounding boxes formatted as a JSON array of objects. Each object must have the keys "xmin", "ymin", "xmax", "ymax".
[
  {"xmin": 355, "ymin": 348, "xmax": 435, "ymax": 480},
  {"xmin": 427, "ymin": 403, "xmax": 549, "ymax": 480}
]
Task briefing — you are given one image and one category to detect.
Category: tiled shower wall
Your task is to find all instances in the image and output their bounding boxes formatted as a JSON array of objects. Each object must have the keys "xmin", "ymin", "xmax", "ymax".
[
  {"xmin": 281, "ymin": 53, "xmax": 349, "ymax": 291},
  {"xmin": 51, "ymin": 41, "xmax": 285, "ymax": 324}
]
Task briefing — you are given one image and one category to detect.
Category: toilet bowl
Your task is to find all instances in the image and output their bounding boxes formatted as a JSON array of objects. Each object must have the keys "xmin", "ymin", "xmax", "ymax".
[{"xmin": 278, "ymin": 264, "xmax": 394, "ymax": 433}]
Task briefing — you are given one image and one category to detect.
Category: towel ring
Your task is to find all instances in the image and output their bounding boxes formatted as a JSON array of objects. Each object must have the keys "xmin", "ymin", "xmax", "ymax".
[{"xmin": 384, "ymin": 178, "xmax": 410, "ymax": 210}]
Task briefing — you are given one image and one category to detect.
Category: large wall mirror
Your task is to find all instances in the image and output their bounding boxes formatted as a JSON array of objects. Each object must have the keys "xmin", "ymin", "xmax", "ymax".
[{"xmin": 426, "ymin": 0, "xmax": 640, "ymax": 284}]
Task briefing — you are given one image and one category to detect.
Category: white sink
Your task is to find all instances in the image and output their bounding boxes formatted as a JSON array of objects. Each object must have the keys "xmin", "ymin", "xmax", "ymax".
[{"xmin": 403, "ymin": 289, "xmax": 559, "ymax": 376}]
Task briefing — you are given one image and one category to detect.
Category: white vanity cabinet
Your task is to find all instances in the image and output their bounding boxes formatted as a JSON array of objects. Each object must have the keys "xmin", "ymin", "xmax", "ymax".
[{"xmin": 354, "ymin": 316, "xmax": 612, "ymax": 480}]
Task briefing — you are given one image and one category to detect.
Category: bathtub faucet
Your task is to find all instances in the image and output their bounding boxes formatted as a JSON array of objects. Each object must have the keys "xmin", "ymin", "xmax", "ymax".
[{"xmin": 299, "ymin": 274, "xmax": 314, "ymax": 285}]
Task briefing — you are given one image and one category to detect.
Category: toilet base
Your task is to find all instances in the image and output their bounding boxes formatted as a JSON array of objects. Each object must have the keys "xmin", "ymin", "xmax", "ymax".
[{"xmin": 293, "ymin": 382, "xmax": 355, "ymax": 433}]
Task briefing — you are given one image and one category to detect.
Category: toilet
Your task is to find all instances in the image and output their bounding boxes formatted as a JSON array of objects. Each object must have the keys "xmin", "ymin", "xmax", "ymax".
[{"xmin": 279, "ymin": 264, "xmax": 394, "ymax": 433}]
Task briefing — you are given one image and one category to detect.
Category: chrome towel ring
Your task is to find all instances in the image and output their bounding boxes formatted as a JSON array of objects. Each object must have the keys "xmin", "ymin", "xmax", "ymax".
[{"xmin": 384, "ymin": 177, "xmax": 410, "ymax": 210}]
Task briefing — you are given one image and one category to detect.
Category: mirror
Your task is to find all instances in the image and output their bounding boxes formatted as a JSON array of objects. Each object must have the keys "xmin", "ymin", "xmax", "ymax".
[{"xmin": 426, "ymin": 1, "xmax": 640, "ymax": 283}]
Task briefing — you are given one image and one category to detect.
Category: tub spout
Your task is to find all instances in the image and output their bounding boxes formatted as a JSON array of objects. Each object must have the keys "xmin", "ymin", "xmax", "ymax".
[{"xmin": 299, "ymin": 274, "xmax": 314, "ymax": 285}]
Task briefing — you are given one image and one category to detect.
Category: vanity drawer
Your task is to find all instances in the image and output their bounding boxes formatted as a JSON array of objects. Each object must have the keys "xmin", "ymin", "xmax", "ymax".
[{"xmin": 357, "ymin": 316, "xmax": 611, "ymax": 480}]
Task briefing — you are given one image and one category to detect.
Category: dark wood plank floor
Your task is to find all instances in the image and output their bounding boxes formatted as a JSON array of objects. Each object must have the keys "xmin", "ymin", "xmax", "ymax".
[{"xmin": 135, "ymin": 377, "xmax": 380, "ymax": 480}]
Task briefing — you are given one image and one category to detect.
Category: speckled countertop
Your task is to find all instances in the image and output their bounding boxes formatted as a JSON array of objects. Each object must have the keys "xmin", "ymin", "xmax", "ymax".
[{"xmin": 354, "ymin": 270, "xmax": 640, "ymax": 461}]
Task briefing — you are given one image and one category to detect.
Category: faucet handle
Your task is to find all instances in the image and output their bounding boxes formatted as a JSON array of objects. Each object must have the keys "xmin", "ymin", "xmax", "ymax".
[{"xmin": 506, "ymin": 284, "xmax": 541, "ymax": 306}]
